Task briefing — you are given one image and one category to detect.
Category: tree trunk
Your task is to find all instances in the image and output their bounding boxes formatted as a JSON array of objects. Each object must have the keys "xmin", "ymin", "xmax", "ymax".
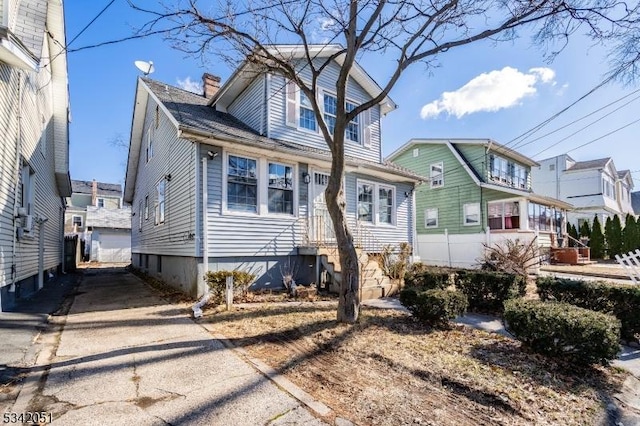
[{"xmin": 326, "ymin": 166, "xmax": 360, "ymax": 324}]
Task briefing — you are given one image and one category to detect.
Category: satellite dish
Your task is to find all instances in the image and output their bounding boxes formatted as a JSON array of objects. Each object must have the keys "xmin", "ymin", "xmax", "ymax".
[{"xmin": 134, "ymin": 60, "xmax": 155, "ymax": 76}]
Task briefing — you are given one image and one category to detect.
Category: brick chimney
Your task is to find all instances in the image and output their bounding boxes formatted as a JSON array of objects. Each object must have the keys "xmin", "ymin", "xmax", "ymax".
[
  {"xmin": 202, "ymin": 73, "xmax": 221, "ymax": 99},
  {"xmin": 91, "ymin": 179, "xmax": 97, "ymax": 206}
]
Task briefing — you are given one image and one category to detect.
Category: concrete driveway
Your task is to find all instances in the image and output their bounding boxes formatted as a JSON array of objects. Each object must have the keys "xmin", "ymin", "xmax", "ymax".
[{"xmin": 19, "ymin": 267, "xmax": 325, "ymax": 425}]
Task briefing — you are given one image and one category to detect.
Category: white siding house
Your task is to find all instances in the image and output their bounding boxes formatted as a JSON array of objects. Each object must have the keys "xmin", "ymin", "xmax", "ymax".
[
  {"xmin": 531, "ymin": 154, "xmax": 635, "ymax": 227},
  {"xmin": 124, "ymin": 45, "xmax": 424, "ymax": 298},
  {"xmin": 0, "ymin": 0, "xmax": 71, "ymax": 311}
]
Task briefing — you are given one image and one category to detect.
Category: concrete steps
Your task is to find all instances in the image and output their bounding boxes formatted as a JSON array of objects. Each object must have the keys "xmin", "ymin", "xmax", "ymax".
[{"xmin": 318, "ymin": 247, "xmax": 392, "ymax": 300}]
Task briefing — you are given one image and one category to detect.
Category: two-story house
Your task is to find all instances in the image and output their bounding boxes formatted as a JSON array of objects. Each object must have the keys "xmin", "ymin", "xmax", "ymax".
[
  {"xmin": 0, "ymin": 0, "xmax": 71, "ymax": 311},
  {"xmin": 65, "ymin": 180, "xmax": 131, "ymax": 263},
  {"xmin": 388, "ymin": 139, "xmax": 572, "ymax": 268},
  {"xmin": 124, "ymin": 45, "xmax": 424, "ymax": 299},
  {"xmin": 531, "ymin": 155, "xmax": 635, "ymax": 229}
]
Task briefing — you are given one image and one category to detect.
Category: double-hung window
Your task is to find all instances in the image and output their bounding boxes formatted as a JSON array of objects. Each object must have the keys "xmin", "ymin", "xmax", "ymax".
[
  {"xmin": 463, "ymin": 203, "xmax": 480, "ymax": 226},
  {"xmin": 155, "ymin": 179, "xmax": 166, "ymax": 225},
  {"xmin": 72, "ymin": 215, "xmax": 83, "ymax": 228},
  {"xmin": 299, "ymin": 92, "xmax": 317, "ymax": 131},
  {"xmin": 425, "ymin": 208, "xmax": 438, "ymax": 228},
  {"xmin": 138, "ymin": 200, "xmax": 143, "ymax": 231},
  {"xmin": 357, "ymin": 183, "xmax": 374, "ymax": 222},
  {"xmin": 323, "ymin": 94, "xmax": 360, "ymax": 143},
  {"xmin": 430, "ymin": 162, "xmax": 444, "ymax": 188},
  {"xmin": 227, "ymin": 155, "xmax": 258, "ymax": 213},
  {"xmin": 268, "ymin": 162, "xmax": 293, "ymax": 214},
  {"xmin": 146, "ymin": 127, "xmax": 154, "ymax": 162},
  {"xmin": 357, "ymin": 180, "xmax": 395, "ymax": 225}
]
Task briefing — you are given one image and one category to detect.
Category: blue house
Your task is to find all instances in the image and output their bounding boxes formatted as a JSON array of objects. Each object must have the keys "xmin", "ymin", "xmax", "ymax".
[{"xmin": 124, "ymin": 45, "xmax": 423, "ymax": 299}]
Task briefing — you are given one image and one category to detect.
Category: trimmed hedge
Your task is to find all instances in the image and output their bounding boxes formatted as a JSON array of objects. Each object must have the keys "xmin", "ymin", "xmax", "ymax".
[
  {"xmin": 404, "ymin": 270, "xmax": 451, "ymax": 290},
  {"xmin": 504, "ymin": 299, "xmax": 621, "ymax": 365},
  {"xmin": 400, "ymin": 288, "xmax": 468, "ymax": 327},
  {"xmin": 454, "ymin": 270, "xmax": 526, "ymax": 312},
  {"xmin": 537, "ymin": 276, "xmax": 640, "ymax": 342}
]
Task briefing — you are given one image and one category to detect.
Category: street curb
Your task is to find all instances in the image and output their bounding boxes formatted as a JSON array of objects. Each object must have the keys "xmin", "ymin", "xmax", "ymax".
[
  {"xmin": 197, "ymin": 322, "xmax": 333, "ymax": 418},
  {"xmin": 539, "ymin": 267, "xmax": 631, "ymax": 282}
]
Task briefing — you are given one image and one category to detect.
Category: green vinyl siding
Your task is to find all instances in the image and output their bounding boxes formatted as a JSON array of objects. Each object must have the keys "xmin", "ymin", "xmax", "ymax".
[
  {"xmin": 456, "ymin": 144, "xmax": 487, "ymax": 180},
  {"xmin": 393, "ymin": 143, "xmax": 528, "ymax": 235}
]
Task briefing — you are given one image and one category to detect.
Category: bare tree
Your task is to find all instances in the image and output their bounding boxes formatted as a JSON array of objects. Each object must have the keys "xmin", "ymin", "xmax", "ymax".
[{"xmin": 129, "ymin": 0, "xmax": 639, "ymax": 323}]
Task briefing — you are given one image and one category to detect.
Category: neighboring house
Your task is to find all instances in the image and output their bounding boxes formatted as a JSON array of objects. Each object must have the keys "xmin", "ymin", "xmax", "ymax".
[
  {"xmin": 388, "ymin": 139, "xmax": 573, "ymax": 268},
  {"xmin": 632, "ymin": 191, "xmax": 640, "ymax": 216},
  {"xmin": 531, "ymin": 155, "xmax": 635, "ymax": 228},
  {"xmin": 0, "ymin": 0, "xmax": 71, "ymax": 311},
  {"xmin": 124, "ymin": 45, "xmax": 424, "ymax": 299},
  {"xmin": 85, "ymin": 206, "xmax": 132, "ymax": 263},
  {"xmin": 65, "ymin": 179, "xmax": 123, "ymax": 234},
  {"xmin": 64, "ymin": 179, "xmax": 130, "ymax": 263}
]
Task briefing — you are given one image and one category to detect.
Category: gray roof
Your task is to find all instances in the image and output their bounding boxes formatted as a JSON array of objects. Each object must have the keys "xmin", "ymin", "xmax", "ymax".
[
  {"xmin": 143, "ymin": 78, "xmax": 426, "ymax": 182},
  {"xmin": 632, "ymin": 191, "xmax": 640, "ymax": 215},
  {"xmin": 567, "ymin": 158, "xmax": 611, "ymax": 171},
  {"xmin": 618, "ymin": 170, "xmax": 630, "ymax": 179},
  {"xmin": 72, "ymin": 180, "xmax": 122, "ymax": 197},
  {"xmin": 86, "ymin": 206, "xmax": 131, "ymax": 230}
]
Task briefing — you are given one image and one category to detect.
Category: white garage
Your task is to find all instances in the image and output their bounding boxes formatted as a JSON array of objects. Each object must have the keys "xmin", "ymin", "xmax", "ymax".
[{"xmin": 91, "ymin": 229, "xmax": 131, "ymax": 263}]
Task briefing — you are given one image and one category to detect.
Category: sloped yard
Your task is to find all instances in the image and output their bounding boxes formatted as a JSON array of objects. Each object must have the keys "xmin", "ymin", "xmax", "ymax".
[{"xmin": 202, "ymin": 303, "xmax": 625, "ymax": 425}]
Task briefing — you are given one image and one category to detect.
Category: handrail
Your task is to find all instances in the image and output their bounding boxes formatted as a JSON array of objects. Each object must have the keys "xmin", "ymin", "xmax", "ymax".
[
  {"xmin": 354, "ymin": 220, "xmax": 386, "ymax": 254},
  {"xmin": 566, "ymin": 234, "xmax": 588, "ymax": 248}
]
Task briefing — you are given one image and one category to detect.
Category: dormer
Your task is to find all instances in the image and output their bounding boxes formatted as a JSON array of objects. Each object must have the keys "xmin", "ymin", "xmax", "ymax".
[
  {"xmin": 485, "ymin": 141, "xmax": 538, "ymax": 191},
  {"xmin": 208, "ymin": 45, "xmax": 396, "ymax": 164}
]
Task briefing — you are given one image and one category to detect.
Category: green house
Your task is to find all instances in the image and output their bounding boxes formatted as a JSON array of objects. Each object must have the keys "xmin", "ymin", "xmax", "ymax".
[{"xmin": 388, "ymin": 139, "xmax": 573, "ymax": 267}]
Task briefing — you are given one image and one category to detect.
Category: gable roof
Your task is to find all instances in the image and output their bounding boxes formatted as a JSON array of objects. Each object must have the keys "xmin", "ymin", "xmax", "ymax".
[
  {"xmin": 386, "ymin": 138, "xmax": 539, "ymax": 167},
  {"xmin": 71, "ymin": 180, "xmax": 122, "ymax": 197},
  {"xmin": 124, "ymin": 77, "xmax": 423, "ymax": 203},
  {"xmin": 210, "ymin": 44, "xmax": 397, "ymax": 115},
  {"xmin": 566, "ymin": 157, "xmax": 611, "ymax": 171}
]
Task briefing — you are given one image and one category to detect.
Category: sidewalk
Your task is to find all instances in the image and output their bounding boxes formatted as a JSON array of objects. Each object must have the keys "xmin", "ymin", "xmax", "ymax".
[
  {"xmin": 16, "ymin": 267, "xmax": 326, "ymax": 425},
  {"xmin": 0, "ymin": 272, "xmax": 79, "ymax": 413}
]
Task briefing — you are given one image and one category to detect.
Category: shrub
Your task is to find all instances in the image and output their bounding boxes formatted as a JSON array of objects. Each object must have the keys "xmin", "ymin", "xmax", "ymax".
[
  {"xmin": 400, "ymin": 288, "xmax": 468, "ymax": 327},
  {"xmin": 536, "ymin": 276, "xmax": 640, "ymax": 342},
  {"xmin": 380, "ymin": 242, "xmax": 412, "ymax": 281},
  {"xmin": 404, "ymin": 269, "xmax": 451, "ymax": 290},
  {"xmin": 454, "ymin": 270, "xmax": 526, "ymax": 312},
  {"xmin": 478, "ymin": 238, "xmax": 539, "ymax": 278},
  {"xmin": 204, "ymin": 270, "xmax": 256, "ymax": 305},
  {"xmin": 504, "ymin": 299, "xmax": 620, "ymax": 365}
]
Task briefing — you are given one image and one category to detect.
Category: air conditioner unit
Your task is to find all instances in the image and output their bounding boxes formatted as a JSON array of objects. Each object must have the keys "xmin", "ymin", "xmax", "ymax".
[{"xmin": 16, "ymin": 207, "xmax": 27, "ymax": 217}]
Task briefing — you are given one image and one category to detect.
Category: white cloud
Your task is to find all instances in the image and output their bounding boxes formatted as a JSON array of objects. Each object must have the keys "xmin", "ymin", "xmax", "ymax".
[
  {"xmin": 420, "ymin": 66, "xmax": 556, "ymax": 119},
  {"xmin": 176, "ymin": 76, "xmax": 203, "ymax": 94}
]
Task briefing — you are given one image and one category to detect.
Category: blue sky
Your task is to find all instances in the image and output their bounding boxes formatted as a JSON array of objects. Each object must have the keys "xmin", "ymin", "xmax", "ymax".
[{"xmin": 65, "ymin": 1, "xmax": 639, "ymax": 188}]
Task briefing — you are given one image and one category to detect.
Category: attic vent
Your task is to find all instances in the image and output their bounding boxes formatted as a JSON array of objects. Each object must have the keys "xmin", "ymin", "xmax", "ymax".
[
  {"xmin": 549, "ymin": 164, "xmax": 555, "ymax": 171},
  {"xmin": 413, "ymin": 148, "xmax": 419, "ymax": 158}
]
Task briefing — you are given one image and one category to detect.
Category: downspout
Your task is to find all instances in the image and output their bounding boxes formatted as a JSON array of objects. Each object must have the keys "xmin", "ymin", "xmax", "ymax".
[
  {"xmin": 265, "ymin": 73, "xmax": 271, "ymax": 138},
  {"xmin": 11, "ymin": 71, "xmax": 24, "ymax": 294},
  {"xmin": 192, "ymin": 153, "xmax": 209, "ymax": 318}
]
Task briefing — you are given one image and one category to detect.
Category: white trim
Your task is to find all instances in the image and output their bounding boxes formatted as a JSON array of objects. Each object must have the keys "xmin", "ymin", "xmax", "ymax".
[
  {"xmin": 463, "ymin": 202, "xmax": 481, "ymax": 226},
  {"xmin": 222, "ymin": 151, "xmax": 260, "ymax": 216},
  {"xmin": 424, "ymin": 208, "xmax": 438, "ymax": 228},
  {"xmin": 430, "ymin": 161, "xmax": 444, "ymax": 188},
  {"xmin": 72, "ymin": 215, "xmax": 83, "ymax": 228},
  {"xmin": 356, "ymin": 178, "xmax": 397, "ymax": 226},
  {"xmin": 266, "ymin": 159, "xmax": 297, "ymax": 217}
]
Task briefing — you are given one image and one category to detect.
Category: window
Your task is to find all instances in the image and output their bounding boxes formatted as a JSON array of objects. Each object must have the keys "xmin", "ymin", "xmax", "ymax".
[
  {"xmin": 378, "ymin": 186, "xmax": 394, "ymax": 224},
  {"xmin": 463, "ymin": 203, "xmax": 480, "ymax": 226},
  {"xmin": 488, "ymin": 201, "xmax": 520, "ymax": 230},
  {"xmin": 357, "ymin": 182, "xmax": 374, "ymax": 222},
  {"xmin": 97, "ymin": 198, "xmax": 105, "ymax": 208},
  {"xmin": 146, "ymin": 127, "xmax": 154, "ymax": 162},
  {"xmin": 138, "ymin": 200, "xmax": 143, "ymax": 231},
  {"xmin": 144, "ymin": 195, "xmax": 149, "ymax": 220},
  {"xmin": 20, "ymin": 164, "xmax": 34, "ymax": 214},
  {"xmin": 528, "ymin": 202, "xmax": 552, "ymax": 231},
  {"xmin": 72, "ymin": 215, "xmax": 83, "ymax": 228},
  {"xmin": 227, "ymin": 155, "xmax": 258, "ymax": 213},
  {"xmin": 155, "ymin": 179, "xmax": 166, "ymax": 225},
  {"xmin": 489, "ymin": 155, "xmax": 529, "ymax": 189},
  {"xmin": 602, "ymin": 177, "xmax": 615, "ymax": 199},
  {"xmin": 323, "ymin": 94, "xmax": 360, "ymax": 143},
  {"xmin": 425, "ymin": 208, "xmax": 438, "ymax": 228},
  {"xmin": 299, "ymin": 92, "xmax": 317, "ymax": 131},
  {"xmin": 357, "ymin": 181, "xmax": 396, "ymax": 225},
  {"xmin": 430, "ymin": 162, "xmax": 444, "ymax": 188},
  {"xmin": 268, "ymin": 162, "xmax": 293, "ymax": 214}
]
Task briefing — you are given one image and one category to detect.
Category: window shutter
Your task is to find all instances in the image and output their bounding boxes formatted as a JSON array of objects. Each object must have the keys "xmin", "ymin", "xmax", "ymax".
[
  {"xmin": 285, "ymin": 79, "xmax": 298, "ymax": 127},
  {"xmin": 363, "ymin": 108, "xmax": 372, "ymax": 148}
]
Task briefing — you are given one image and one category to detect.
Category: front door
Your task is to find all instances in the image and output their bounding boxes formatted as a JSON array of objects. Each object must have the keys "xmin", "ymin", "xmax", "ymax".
[{"xmin": 310, "ymin": 171, "xmax": 335, "ymax": 244}]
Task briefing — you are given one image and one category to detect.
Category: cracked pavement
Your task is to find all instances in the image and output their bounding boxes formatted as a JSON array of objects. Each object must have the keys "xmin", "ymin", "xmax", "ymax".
[{"xmin": 30, "ymin": 267, "xmax": 326, "ymax": 425}]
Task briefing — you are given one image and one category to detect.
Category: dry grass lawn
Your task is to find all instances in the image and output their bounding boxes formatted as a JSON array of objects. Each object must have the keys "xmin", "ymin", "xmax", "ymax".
[{"xmin": 202, "ymin": 302, "xmax": 625, "ymax": 425}]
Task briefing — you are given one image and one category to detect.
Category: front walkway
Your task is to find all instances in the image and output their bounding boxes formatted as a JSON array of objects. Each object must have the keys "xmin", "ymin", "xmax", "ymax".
[{"xmin": 17, "ymin": 267, "xmax": 325, "ymax": 425}]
